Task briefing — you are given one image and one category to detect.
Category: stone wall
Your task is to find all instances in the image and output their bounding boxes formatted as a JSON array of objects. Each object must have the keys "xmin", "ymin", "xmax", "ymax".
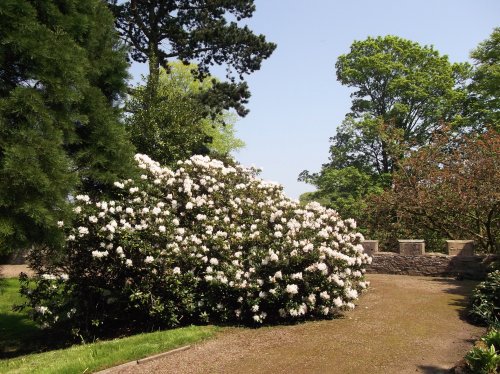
[{"xmin": 367, "ymin": 252, "xmax": 498, "ymax": 280}]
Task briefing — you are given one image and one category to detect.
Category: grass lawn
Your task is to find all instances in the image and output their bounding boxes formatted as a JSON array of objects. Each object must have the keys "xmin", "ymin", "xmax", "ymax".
[
  {"xmin": 0, "ymin": 278, "xmax": 217, "ymax": 373},
  {"xmin": 0, "ymin": 325, "xmax": 216, "ymax": 374},
  {"xmin": 0, "ymin": 278, "xmax": 44, "ymax": 356}
]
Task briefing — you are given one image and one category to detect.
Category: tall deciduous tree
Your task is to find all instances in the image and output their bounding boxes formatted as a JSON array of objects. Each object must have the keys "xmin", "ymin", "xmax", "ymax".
[
  {"xmin": 466, "ymin": 27, "xmax": 500, "ymax": 131},
  {"xmin": 127, "ymin": 61, "xmax": 244, "ymax": 165},
  {"xmin": 0, "ymin": 0, "xmax": 134, "ymax": 253},
  {"xmin": 300, "ymin": 36, "xmax": 467, "ymax": 222},
  {"xmin": 107, "ymin": 0, "xmax": 276, "ymax": 116},
  {"xmin": 334, "ymin": 35, "xmax": 467, "ymax": 174}
]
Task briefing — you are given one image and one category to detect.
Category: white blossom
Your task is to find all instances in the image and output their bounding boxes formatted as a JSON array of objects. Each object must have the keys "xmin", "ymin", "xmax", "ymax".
[
  {"xmin": 35, "ymin": 306, "xmax": 50, "ymax": 315},
  {"xmin": 41, "ymin": 274, "xmax": 57, "ymax": 280},
  {"xmin": 78, "ymin": 227, "xmax": 89, "ymax": 236},
  {"xmin": 320, "ymin": 291, "xmax": 330, "ymax": 300},
  {"xmin": 345, "ymin": 289, "xmax": 358, "ymax": 299},
  {"xmin": 286, "ymin": 284, "xmax": 299, "ymax": 295},
  {"xmin": 92, "ymin": 250, "xmax": 108, "ymax": 258}
]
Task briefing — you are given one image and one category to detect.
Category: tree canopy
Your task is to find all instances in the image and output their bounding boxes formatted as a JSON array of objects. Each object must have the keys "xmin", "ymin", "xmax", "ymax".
[
  {"xmin": 301, "ymin": 31, "xmax": 500, "ymax": 252},
  {"xmin": 0, "ymin": 0, "xmax": 134, "ymax": 253},
  {"xmin": 107, "ymin": 0, "xmax": 276, "ymax": 116},
  {"xmin": 368, "ymin": 128, "xmax": 499, "ymax": 252},
  {"xmin": 334, "ymin": 35, "xmax": 467, "ymax": 174},
  {"xmin": 300, "ymin": 36, "xmax": 464, "ymax": 222},
  {"xmin": 127, "ymin": 61, "xmax": 244, "ymax": 166},
  {"xmin": 467, "ymin": 27, "xmax": 500, "ymax": 131},
  {"xmin": 299, "ymin": 166, "xmax": 386, "ymax": 224}
]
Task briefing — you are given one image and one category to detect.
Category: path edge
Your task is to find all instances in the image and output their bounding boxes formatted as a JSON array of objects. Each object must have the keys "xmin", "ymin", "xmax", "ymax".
[{"xmin": 95, "ymin": 345, "xmax": 191, "ymax": 373}]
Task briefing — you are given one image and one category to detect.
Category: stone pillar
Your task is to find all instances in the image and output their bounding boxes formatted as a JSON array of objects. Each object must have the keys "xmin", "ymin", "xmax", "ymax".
[
  {"xmin": 446, "ymin": 240, "xmax": 474, "ymax": 256},
  {"xmin": 398, "ymin": 240, "xmax": 425, "ymax": 255},
  {"xmin": 361, "ymin": 240, "xmax": 379, "ymax": 256}
]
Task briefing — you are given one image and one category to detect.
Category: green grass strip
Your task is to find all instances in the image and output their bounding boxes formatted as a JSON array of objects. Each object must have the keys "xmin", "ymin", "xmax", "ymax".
[
  {"xmin": 0, "ymin": 278, "xmax": 217, "ymax": 373},
  {"xmin": 0, "ymin": 325, "xmax": 216, "ymax": 374}
]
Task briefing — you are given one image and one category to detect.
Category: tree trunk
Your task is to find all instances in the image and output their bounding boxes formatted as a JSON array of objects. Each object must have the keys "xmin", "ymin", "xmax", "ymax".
[
  {"xmin": 147, "ymin": 49, "xmax": 160, "ymax": 102},
  {"xmin": 380, "ymin": 140, "xmax": 390, "ymax": 174}
]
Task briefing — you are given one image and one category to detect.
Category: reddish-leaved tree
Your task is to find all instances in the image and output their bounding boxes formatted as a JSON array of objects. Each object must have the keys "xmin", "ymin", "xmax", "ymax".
[{"xmin": 367, "ymin": 128, "xmax": 499, "ymax": 252}]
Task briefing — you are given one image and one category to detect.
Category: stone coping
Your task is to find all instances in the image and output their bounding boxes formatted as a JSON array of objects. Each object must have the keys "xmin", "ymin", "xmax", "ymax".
[{"xmin": 373, "ymin": 251, "xmax": 479, "ymax": 258}]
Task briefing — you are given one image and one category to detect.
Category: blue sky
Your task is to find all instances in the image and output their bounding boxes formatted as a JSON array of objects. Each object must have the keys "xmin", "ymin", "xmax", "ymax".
[{"xmin": 130, "ymin": 0, "xmax": 499, "ymax": 199}]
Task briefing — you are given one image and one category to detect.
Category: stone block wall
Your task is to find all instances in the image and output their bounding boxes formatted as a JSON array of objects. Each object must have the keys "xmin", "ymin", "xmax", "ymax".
[{"xmin": 367, "ymin": 252, "xmax": 498, "ymax": 280}]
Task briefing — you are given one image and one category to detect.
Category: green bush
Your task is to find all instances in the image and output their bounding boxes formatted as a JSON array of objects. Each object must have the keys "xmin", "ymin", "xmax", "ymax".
[
  {"xmin": 465, "ymin": 344, "xmax": 500, "ymax": 374},
  {"xmin": 469, "ymin": 270, "xmax": 500, "ymax": 328},
  {"xmin": 483, "ymin": 329, "xmax": 500, "ymax": 351}
]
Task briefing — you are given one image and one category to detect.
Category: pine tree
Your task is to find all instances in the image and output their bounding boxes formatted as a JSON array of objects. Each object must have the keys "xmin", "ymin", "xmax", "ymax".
[
  {"xmin": 0, "ymin": 0, "xmax": 134, "ymax": 253},
  {"xmin": 107, "ymin": 0, "xmax": 276, "ymax": 116}
]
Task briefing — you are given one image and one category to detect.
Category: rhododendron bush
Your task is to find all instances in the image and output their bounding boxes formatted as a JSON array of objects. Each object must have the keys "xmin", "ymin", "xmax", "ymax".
[{"xmin": 19, "ymin": 154, "xmax": 371, "ymax": 337}]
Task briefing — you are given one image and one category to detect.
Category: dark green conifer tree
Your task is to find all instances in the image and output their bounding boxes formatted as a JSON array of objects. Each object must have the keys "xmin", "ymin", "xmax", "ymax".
[{"xmin": 0, "ymin": 0, "xmax": 134, "ymax": 253}]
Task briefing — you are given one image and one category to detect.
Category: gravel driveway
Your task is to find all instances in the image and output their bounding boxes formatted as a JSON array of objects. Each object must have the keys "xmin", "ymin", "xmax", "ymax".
[{"xmin": 106, "ymin": 274, "xmax": 484, "ymax": 374}]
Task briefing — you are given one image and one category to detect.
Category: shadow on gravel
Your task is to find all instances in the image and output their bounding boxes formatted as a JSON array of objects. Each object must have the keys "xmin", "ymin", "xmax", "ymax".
[
  {"xmin": 417, "ymin": 365, "xmax": 451, "ymax": 373},
  {"xmin": 429, "ymin": 278, "xmax": 478, "ymax": 322}
]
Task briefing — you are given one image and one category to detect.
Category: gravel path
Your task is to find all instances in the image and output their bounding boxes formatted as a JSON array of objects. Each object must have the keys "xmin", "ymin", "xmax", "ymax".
[
  {"xmin": 107, "ymin": 274, "xmax": 484, "ymax": 374},
  {"xmin": 0, "ymin": 265, "xmax": 33, "ymax": 278}
]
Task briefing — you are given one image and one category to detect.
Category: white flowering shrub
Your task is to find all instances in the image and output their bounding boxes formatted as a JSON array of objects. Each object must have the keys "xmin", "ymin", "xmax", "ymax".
[{"xmin": 19, "ymin": 154, "xmax": 371, "ymax": 337}]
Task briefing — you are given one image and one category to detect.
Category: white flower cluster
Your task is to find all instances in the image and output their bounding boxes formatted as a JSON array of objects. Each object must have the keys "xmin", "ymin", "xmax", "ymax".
[{"xmin": 58, "ymin": 154, "xmax": 371, "ymax": 326}]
